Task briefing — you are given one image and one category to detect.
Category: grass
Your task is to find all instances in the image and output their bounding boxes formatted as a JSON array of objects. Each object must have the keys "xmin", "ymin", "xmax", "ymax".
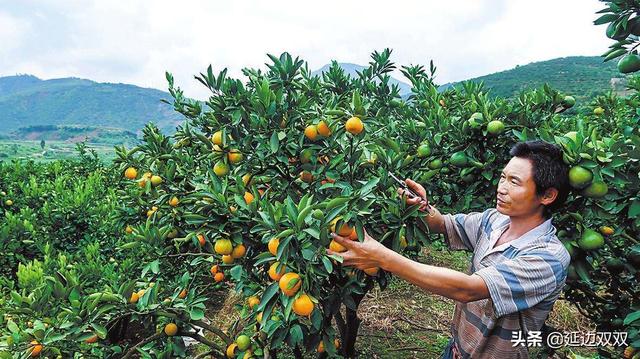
[{"xmin": 197, "ymin": 245, "xmax": 604, "ymax": 358}]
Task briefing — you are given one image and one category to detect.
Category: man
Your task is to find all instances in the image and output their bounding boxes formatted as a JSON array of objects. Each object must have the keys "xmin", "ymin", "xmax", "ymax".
[{"xmin": 328, "ymin": 140, "xmax": 571, "ymax": 358}]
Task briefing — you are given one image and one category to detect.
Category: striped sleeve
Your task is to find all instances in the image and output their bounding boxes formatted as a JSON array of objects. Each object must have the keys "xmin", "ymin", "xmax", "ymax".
[
  {"xmin": 442, "ymin": 209, "xmax": 489, "ymax": 252},
  {"xmin": 473, "ymin": 247, "xmax": 570, "ymax": 318}
]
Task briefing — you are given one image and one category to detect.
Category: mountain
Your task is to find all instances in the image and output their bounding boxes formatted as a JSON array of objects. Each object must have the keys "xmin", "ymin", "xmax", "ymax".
[
  {"xmin": 312, "ymin": 63, "xmax": 412, "ymax": 96},
  {"xmin": 0, "ymin": 75, "xmax": 182, "ymax": 135},
  {"xmin": 439, "ymin": 56, "xmax": 626, "ymax": 101}
]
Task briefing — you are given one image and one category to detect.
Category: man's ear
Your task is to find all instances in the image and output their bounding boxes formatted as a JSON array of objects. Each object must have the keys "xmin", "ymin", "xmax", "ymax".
[{"xmin": 540, "ymin": 187, "xmax": 558, "ymax": 206}]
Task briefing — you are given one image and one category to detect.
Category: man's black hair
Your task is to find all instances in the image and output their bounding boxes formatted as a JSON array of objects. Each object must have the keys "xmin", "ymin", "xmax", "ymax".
[{"xmin": 509, "ymin": 140, "xmax": 570, "ymax": 218}]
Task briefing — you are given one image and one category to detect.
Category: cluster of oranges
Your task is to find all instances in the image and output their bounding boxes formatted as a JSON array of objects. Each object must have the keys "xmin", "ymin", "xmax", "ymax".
[{"xmin": 212, "ymin": 130, "xmax": 244, "ymax": 177}]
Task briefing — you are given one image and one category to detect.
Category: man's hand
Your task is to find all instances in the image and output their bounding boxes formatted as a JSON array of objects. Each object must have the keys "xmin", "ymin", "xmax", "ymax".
[
  {"xmin": 326, "ymin": 228, "xmax": 389, "ymax": 270},
  {"xmin": 397, "ymin": 178, "xmax": 428, "ymax": 210}
]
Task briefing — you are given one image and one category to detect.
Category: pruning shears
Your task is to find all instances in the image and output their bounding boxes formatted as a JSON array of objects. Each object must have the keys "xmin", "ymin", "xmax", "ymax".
[{"xmin": 388, "ymin": 171, "xmax": 434, "ymax": 214}]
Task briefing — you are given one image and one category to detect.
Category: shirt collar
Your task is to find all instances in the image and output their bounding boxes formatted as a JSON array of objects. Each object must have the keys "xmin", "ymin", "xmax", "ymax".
[{"xmin": 495, "ymin": 215, "xmax": 556, "ymax": 250}]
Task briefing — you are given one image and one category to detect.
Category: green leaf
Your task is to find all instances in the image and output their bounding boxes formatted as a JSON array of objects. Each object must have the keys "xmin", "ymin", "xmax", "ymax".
[
  {"xmin": 91, "ymin": 323, "xmax": 108, "ymax": 338},
  {"xmin": 270, "ymin": 132, "xmax": 279, "ymax": 153},
  {"xmin": 190, "ymin": 308, "xmax": 205, "ymax": 321},
  {"xmin": 629, "ymin": 200, "xmax": 640, "ymax": 218},
  {"xmin": 624, "ymin": 310, "xmax": 640, "ymax": 325},
  {"xmin": 321, "ymin": 256, "xmax": 333, "ymax": 273}
]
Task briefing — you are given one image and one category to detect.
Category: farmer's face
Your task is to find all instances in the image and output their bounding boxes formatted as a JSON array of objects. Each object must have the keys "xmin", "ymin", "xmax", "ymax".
[{"xmin": 496, "ymin": 157, "xmax": 545, "ymax": 218}]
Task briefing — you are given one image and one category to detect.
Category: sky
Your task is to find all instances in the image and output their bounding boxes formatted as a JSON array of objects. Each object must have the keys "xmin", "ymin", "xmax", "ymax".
[{"xmin": 0, "ymin": 0, "xmax": 611, "ymax": 100}]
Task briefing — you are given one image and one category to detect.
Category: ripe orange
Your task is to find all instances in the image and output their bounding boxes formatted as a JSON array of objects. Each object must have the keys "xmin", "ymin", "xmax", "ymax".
[
  {"xmin": 232, "ymin": 244, "xmax": 246, "ymax": 258},
  {"xmin": 129, "ymin": 292, "xmax": 140, "ymax": 304},
  {"xmin": 348, "ymin": 228, "xmax": 358, "ymax": 241},
  {"xmin": 228, "ymin": 149, "xmax": 243, "ymax": 164},
  {"xmin": 137, "ymin": 289, "xmax": 146, "ymax": 298},
  {"xmin": 29, "ymin": 340, "xmax": 42, "ymax": 357},
  {"xmin": 84, "ymin": 334, "xmax": 99, "ymax": 344},
  {"xmin": 244, "ymin": 191, "xmax": 255, "ymax": 205},
  {"xmin": 304, "ymin": 125, "xmax": 318, "ymax": 141},
  {"xmin": 214, "ymin": 272, "xmax": 225, "ymax": 282},
  {"xmin": 197, "ymin": 234, "xmax": 206, "ymax": 247},
  {"xmin": 213, "ymin": 161, "xmax": 229, "ymax": 177},
  {"xmin": 178, "ymin": 289, "xmax": 187, "ymax": 299},
  {"xmin": 268, "ymin": 237, "xmax": 280, "ymax": 256},
  {"xmin": 300, "ymin": 171, "xmax": 314, "ymax": 183},
  {"xmin": 210, "ymin": 264, "xmax": 219, "ymax": 275},
  {"xmin": 226, "ymin": 343, "xmax": 238, "ymax": 358},
  {"xmin": 317, "ymin": 120, "xmax": 331, "ymax": 136},
  {"xmin": 247, "ymin": 295, "xmax": 260, "ymax": 309},
  {"xmin": 222, "ymin": 255, "xmax": 234, "ymax": 264},
  {"xmin": 345, "ymin": 116, "xmax": 364, "ymax": 135},
  {"xmin": 214, "ymin": 238, "xmax": 233, "ymax": 255},
  {"xmin": 124, "ymin": 167, "xmax": 138, "ymax": 180},
  {"xmin": 169, "ymin": 196, "xmax": 179, "ymax": 207},
  {"xmin": 279, "ymin": 272, "xmax": 302, "ymax": 297},
  {"xmin": 363, "ymin": 267, "xmax": 380, "ymax": 276},
  {"xmin": 138, "ymin": 178, "xmax": 147, "ymax": 188},
  {"xmin": 125, "ymin": 225, "xmax": 133, "ymax": 234},
  {"xmin": 599, "ymin": 226, "xmax": 615, "ymax": 236},
  {"xmin": 329, "ymin": 240, "xmax": 346, "ymax": 253},
  {"xmin": 256, "ymin": 312, "xmax": 263, "ymax": 323},
  {"xmin": 164, "ymin": 323, "xmax": 178, "ymax": 336},
  {"xmin": 268, "ymin": 262, "xmax": 286, "ymax": 281},
  {"xmin": 292, "ymin": 294, "xmax": 314, "ymax": 316}
]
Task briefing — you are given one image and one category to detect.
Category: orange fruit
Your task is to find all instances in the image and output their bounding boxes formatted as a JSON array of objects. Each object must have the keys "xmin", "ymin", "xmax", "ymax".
[
  {"xmin": 29, "ymin": 340, "xmax": 42, "ymax": 357},
  {"xmin": 150, "ymin": 175, "xmax": 163, "ymax": 187},
  {"xmin": 232, "ymin": 244, "xmax": 246, "ymax": 259},
  {"xmin": 300, "ymin": 171, "xmax": 314, "ymax": 183},
  {"xmin": 124, "ymin": 167, "xmax": 138, "ymax": 180},
  {"xmin": 164, "ymin": 323, "xmax": 178, "ymax": 336},
  {"xmin": 256, "ymin": 312, "xmax": 263, "ymax": 323},
  {"xmin": 228, "ymin": 149, "xmax": 243, "ymax": 164},
  {"xmin": 84, "ymin": 334, "xmax": 99, "ymax": 344},
  {"xmin": 268, "ymin": 262, "xmax": 286, "ymax": 281},
  {"xmin": 210, "ymin": 264, "xmax": 219, "ymax": 275},
  {"xmin": 279, "ymin": 272, "xmax": 302, "ymax": 297},
  {"xmin": 242, "ymin": 173, "xmax": 252, "ymax": 186},
  {"xmin": 363, "ymin": 267, "xmax": 380, "ymax": 276},
  {"xmin": 213, "ymin": 161, "xmax": 229, "ymax": 177},
  {"xmin": 212, "ymin": 130, "xmax": 223, "ymax": 146},
  {"xmin": 214, "ymin": 272, "xmax": 225, "ymax": 282},
  {"xmin": 125, "ymin": 225, "xmax": 133, "ymax": 234},
  {"xmin": 329, "ymin": 240, "xmax": 346, "ymax": 252},
  {"xmin": 214, "ymin": 238, "xmax": 233, "ymax": 255},
  {"xmin": 137, "ymin": 289, "xmax": 146, "ymax": 298},
  {"xmin": 129, "ymin": 292, "xmax": 140, "ymax": 304},
  {"xmin": 244, "ymin": 191, "xmax": 255, "ymax": 205},
  {"xmin": 599, "ymin": 226, "xmax": 615, "ymax": 236},
  {"xmin": 345, "ymin": 116, "xmax": 364, "ymax": 135},
  {"xmin": 138, "ymin": 178, "xmax": 147, "ymax": 188},
  {"xmin": 226, "ymin": 343, "xmax": 238, "ymax": 358},
  {"xmin": 169, "ymin": 196, "xmax": 179, "ymax": 207},
  {"xmin": 268, "ymin": 237, "xmax": 280, "ymax": 256},
  {"xmin": 178, "ymin": 289, "xmax": 187, "ymax": 299},
  {"xmin": 348, "ymin": 228, "xmax": 358, "ymax": 241},
  {"xmin": 197, "ymin": 234, "xmax": 206, "ymax": 247},
  {"xmin": 222, "ymin": 255, "xmax": 234, "ymax": 264},
  {"xmin": 304, "ymin": 125, "xmax": 318, "ymax": 141},
  {"xmin": 292, "ymin": 294, "xmax": 314, "ymax": 316},
  {"xmin": 247, "ymin": 295, "xmax": 260, "ymax": 309},
  {"xmin": 317, "ymin": 120, "xmax": 331, "ymax": 136},
  {"xmin": 317, "ymin": 339, "xmax": 341, "ymax": 353}
]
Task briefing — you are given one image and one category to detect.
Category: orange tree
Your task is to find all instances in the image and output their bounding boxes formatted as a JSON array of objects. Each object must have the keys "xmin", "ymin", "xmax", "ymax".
[{"xmin": 112, "ymin": 49, "xmax": 640, "ymax": 358}]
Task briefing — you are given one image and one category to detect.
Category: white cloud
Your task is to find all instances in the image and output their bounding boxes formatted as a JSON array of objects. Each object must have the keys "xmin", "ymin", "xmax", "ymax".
[{"xmin": 0, "ymin": 0, "xmax": 612, "ymax": 99}]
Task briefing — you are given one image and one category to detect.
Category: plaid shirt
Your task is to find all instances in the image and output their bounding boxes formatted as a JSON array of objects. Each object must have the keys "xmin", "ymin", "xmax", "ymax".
[{"xmin": 442, "ymin": 208, "xmax": 570, "ymax": 359}]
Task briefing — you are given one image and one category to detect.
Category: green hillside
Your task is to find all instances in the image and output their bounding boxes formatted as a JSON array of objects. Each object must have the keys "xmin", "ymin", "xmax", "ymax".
[
  {"xmin": 440, "ymin": 56, "xmax": 627, "ymax": 102},
  {"xmin": 0, "ymin": 75, "xmax": 182, "ymax": 134}
]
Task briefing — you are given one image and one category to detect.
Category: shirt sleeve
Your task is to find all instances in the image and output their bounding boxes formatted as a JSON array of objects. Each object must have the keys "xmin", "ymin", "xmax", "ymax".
[
  {"xmin": 442, "ymin": 209, "xmax": 490, "ymax": 252},
  {"xmin": 473, "ymin": 247, "xmax": 570, "ymax": 318}
]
